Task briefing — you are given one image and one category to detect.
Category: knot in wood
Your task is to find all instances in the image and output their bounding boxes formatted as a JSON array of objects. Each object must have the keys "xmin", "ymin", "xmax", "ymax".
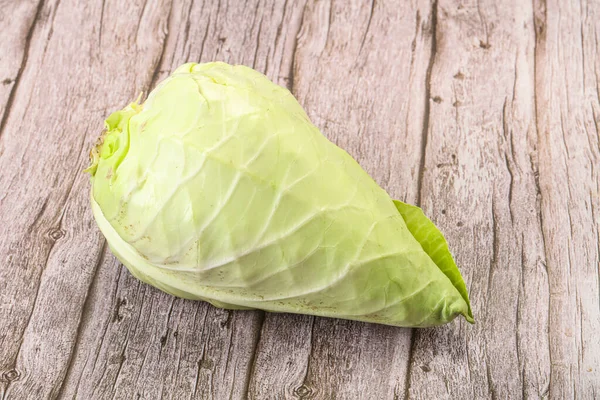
[
  {"xmin": 294, "ymin": 384, "xmax": 312, "ymax": 398},
  {"xmin": 48, "ymin": 227, "xmax": 65, "ymax": 241},
  {"xmin": 1, "ymin": 369, "xmax": 21, "ymax": 382}
]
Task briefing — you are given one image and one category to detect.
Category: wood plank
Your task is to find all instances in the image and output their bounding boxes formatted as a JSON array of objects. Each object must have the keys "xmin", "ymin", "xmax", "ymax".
[
  {"xmin": 0, "ymin": 0, "xmax": 172, "ymax": 398},
  {"xmin": 0, "ymin": 0, "xmax": 42, "ymax": 137},
  {"xmin": 405, "ymin": 0, "xmax": 600, "ymax": 398},
  {"xmin": 57, "ymin": 1, "xmax": 314, "ymax": 399},
  {"xmin": 405, "ymin": 0, "xmax": 551, "ymax": 398},
  {"xmin": 248, "ymin": 1, "xmax": 437, "ymax": 398},
  {"xmin": 533, "ymin": 0, "xmax": 600, "ymax": 397},
  {"xmin": 0, "ymin": 1, "xmax": 41, "ymax": 139}
]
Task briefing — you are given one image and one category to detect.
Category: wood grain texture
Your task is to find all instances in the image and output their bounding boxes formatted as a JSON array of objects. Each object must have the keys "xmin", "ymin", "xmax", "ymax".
[
  {"xmin": 407, "ymin": 1, "xmax": 550, "ymax": 398},
  {"xmin": 534, "ymin": 0, "xmax": 600, "ymax": 397},
  {"xmin": 0, "ymin": 0, "xmax": 172, "ymax": 397},
  {"xmin": 0, "ymin": 0, "xmax": 598, "ymax": 399},
  {"xmin": 0, "ymin": 0, "xmax": 43, "ymax": 137}
]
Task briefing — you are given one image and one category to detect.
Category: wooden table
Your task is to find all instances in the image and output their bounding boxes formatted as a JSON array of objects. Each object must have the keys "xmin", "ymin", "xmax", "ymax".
[{"xmin": 1, "ymin": 1, "xmax": 598, "ymax": 399}]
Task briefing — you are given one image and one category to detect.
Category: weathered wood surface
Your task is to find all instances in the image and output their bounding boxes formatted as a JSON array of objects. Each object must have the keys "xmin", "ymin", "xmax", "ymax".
[{"xmin": 0, "ymin": 0, "xmax": 598, "ymax": 398}]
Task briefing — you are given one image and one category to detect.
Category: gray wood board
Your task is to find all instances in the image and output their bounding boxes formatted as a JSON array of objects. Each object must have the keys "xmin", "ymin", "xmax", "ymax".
[{"xmin": 0, "ymin": 0, "xmax": 598, "ymax": 399}]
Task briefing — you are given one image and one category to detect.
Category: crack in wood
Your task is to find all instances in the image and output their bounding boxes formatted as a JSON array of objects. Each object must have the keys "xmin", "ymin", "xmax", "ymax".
[
  {"xmin": 242, "ymin": 311, "xmax": 265, "ymax": 398},
  {"xmin": 416, "ymin": 0, "xmax": 438, "ymax": 208},
  {"xmin": 148, "ymin": 0, "xmax": 174, "ymax": 92},
  {"xmin": 54, "ymin": 240, "xmax": 107, "ymax": 398},
  {"xmin": 358, "ymin": 0, "xmax": 375, "ymax": 54},
  {"xmin": 0, "ymin": 0, "xmax": 45, "ymax": 140},
  {"xmin": 286, "ymin": 2, "xmax": 306, "ymax": 94}
]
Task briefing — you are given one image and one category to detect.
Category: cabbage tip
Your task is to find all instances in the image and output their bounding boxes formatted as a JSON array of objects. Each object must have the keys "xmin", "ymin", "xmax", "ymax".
[{"xmin": 87, "ymin": 62, "xmax": 473, "ymax": 327}]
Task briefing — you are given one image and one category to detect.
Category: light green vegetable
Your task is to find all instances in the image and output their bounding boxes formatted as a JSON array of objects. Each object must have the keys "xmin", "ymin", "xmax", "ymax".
[{"xmin": 87, "ymin": 62, "xmax": 473, "ymax": 327}]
